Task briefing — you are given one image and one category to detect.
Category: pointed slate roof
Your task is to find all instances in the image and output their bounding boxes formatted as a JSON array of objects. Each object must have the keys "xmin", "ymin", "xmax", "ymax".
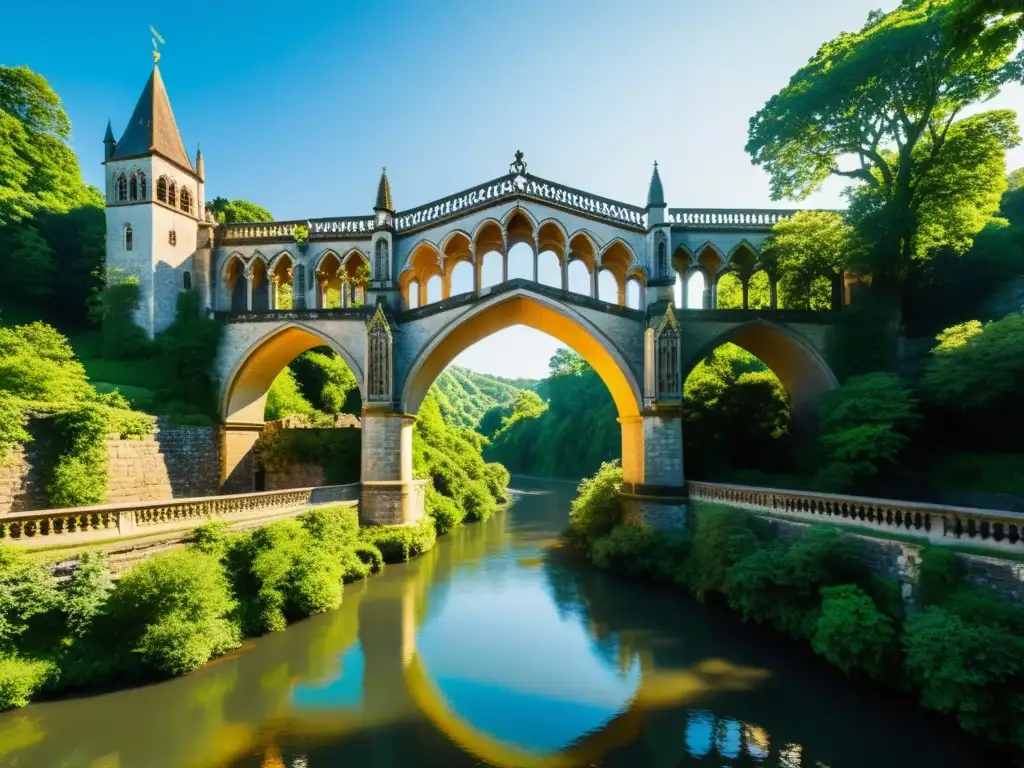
[
  {"xmin": 111, "ymin": 64, "xmax": 193, "ymax": 171},
  {"xmin": 647, "ymin": 161, "xmax": 665, "ymax": 207},
  {"xmin": 103, "ymin": 119, "xmax": 115, "ymax": 144},
  {"xmin": 375, "ymin": 167, "xmax": 394, "ymax": 212}
]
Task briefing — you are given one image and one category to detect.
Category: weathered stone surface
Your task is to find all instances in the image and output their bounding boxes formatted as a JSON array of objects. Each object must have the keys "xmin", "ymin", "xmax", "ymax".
[{"xmin": 266, "ymin": 463, "xmax": 325, "ymax": 491}]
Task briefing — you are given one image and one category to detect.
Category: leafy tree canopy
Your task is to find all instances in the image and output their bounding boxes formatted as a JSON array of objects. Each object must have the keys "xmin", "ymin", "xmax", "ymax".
[
  {"xmin": 746, "ymin": 1, "xmax": 1022, "ymax": 286},
  {"xmin": 761, "ymin": 211, "xmax": 857, "ymax": 309},
  {"xmin": 206, "ymin": 197, "xmax": 274, "ymax": 225}
]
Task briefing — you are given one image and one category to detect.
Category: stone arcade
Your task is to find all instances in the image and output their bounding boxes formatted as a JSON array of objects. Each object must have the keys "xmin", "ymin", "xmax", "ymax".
[{"xmin": 103, "ymin": 62, "xmax": 846, "ymax": 530}]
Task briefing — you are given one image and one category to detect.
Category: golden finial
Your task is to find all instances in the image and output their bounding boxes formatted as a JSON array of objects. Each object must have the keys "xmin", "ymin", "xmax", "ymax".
[{"xmin": 150, "ymin": 26, "xmax": 165, "ymax": 64}]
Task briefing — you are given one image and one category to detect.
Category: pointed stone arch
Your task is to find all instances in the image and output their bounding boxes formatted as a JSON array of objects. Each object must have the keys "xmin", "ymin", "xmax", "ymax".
[
  {"xmin": 340, "ymin": 247, "xmax": 368, "ymax": 267},
  {"xmin": 683, "ymin": 318, "xmax": 838, "ymax": 415}
]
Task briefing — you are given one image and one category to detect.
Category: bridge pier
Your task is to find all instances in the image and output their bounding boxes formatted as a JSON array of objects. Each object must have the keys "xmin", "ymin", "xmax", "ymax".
[
  {"xmin": 619, "ymin": 409, "xmax": 688, "ymax": 531},
  {"xmin": 359, "ymin": 407, "xmax": 426, "ymax": 526}
]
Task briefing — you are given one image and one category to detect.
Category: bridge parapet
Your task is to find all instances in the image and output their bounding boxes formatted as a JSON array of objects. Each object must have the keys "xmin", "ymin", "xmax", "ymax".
[{"xmin": 689, "ymin": 480, "xmax": 1024, "ymax": 555}]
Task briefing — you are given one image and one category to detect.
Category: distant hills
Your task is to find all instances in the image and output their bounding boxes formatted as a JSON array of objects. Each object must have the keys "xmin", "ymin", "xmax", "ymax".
[{"xmin": 431, "ymin": 366, "xmax": 536, "ymax": 430}]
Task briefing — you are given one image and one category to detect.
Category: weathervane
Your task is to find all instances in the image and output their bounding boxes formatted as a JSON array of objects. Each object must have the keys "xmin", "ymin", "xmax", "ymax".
[{"xmin": 150, "ymin": 26, "xmax": 165, "ymax": 64}]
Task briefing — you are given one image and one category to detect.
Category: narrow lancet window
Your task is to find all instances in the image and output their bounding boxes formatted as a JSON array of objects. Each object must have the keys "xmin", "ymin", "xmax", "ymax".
[
  {"xmin": 374, "ymin": 239, "xmax": 389, "ymax": 282},
  {"xmin": 157, "ymin": 176, "xmax": 168, "ymax": 203},
  {"xmin": 180, "ymin": 187, "xmax": 192, "ymax": 214},
  {"xmin": 129, "ymin": 174, "xmax": 138, "ymax": 201},
  {"xmin": 657, "ymin": 239, "xmax": 668, "ymax": 278},
  {"xmin": 654, "ymin": 305, "xmax": 681, "ymax": 401},
  {"xmin": 124, "ymin": 225, "xmax": 133, "ymax": 251},
  {"xmin": 167, "ymin": 181, "xmax": 177, "ymax": 207},
  {"xmin": 116, "ymin": 173, "xmax": 128, "ymax": 202},
  {"xmin": 139, "ymin": 172, "xmax": 146, "ymax": 200},
  {"xmin": 366, "ymin": 305, "xmax": 393, "ymax": 403}
]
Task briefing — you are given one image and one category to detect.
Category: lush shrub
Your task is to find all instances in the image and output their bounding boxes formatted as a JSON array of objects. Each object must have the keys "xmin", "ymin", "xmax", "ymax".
[
  {"xmin": 0, "ymin": 323, "xmax": 91, "ymax": 403},
  {"xmin": 589, "ymin": 525, "xmax": 688, "ymax": 581},
  {"xmin": 289, "ymin": 349, "xmax": 361, "ymax": 415},
  {"xmin": 361, "ymin": 515, "xmax": 436, "ymax": 563},
  {"xmin": 0, "ymin": 656, "xmax": 52, "ymax": 710},
  {"xmin": 683, "ymin": 503, "xmax": 761, "ymax": 601},
  {"xmin": 265, "ymin": 368, "xmax": 315, "ymax": 420},
  {"xmin": 0, "ymin": 548, "xmax": 58, "ymax": 654},
  {"xmin": 916, "ymin": 546, "xmax": 962, "ymax": 608},
  {"xmin": 103, "ymin": 550, "xmax": 240, "ymax": 677},
  {"xmin": 155, "ymin": 291, "xmax": 222, "ymax": 418},
  {"xmin": 903, "ymin": 606, "xmax": 1024, "ymax": 747},
  {"xmin": 482, "ymin": 462, "xmax": 510, "ymax": 502},
  {"xmin": 461, "ymin": 479, "xmax": 496, "ymax": 522},
  {"xmin": 63, "ymin": 551, "xmax": 112, "ymax": 639},
  {"xmin": 338, "ymin": 543, "xmax": 385, "ymax": 583},
  {"xmin": 255, "ymin": 425, "xmax": 361, "ymax": 485},
  {"xmin": 98, "ymin": 275, "xmax": 151, "ymax": 359},
  {"xmin": 815, "ymin": 373, "xmax": 919, "ymax": 490},
  {"xmin": 568, "ymin": 460, "xmax": 623, "ymax": 551},
  {"xmin": 0, "ymin": 394, "xmax": 30, "ymax": 464},
  {"xmin": 425, "ymin": 485, "xmax": 464, "ymax": 535},
  {"xmin": 812, "ymin": 584, "xmax": 896, "ymax": 679},
  {"xmin": 228, "ymin": 519, "xmax": 344, "ymax": 634}
]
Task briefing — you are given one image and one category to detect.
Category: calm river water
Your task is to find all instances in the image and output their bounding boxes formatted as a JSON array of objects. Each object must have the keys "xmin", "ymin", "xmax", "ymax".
[{"xmin": 0, "ymin": 478, "xmax": 997, "ymax": 768}]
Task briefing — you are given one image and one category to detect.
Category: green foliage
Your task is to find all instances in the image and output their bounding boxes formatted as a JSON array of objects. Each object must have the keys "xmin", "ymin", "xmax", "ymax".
[
  {"xmin": 288, "ymin": 349, "xmax": 360, "ymax": 416},
  {"xmin": 96, "ymin": 275, "xmax": 151, "ymax": 360},
  {"xmin": 922, "ymin": 314, "xmax": 1024, "ymax": 410},
  {"xmin": 682, "ymin": 504, "xmax": 761, "ymax": 602},
  {"xmin": 485, "ymin": 350, "xmax": 619, "ymax": 479},
  {"xmin": 0, "ymin": 657, "xmax": 52, "ymax": 710},
  {"xmin": 413, "ymin": 390, "xmax": 508, "ymax": 532},
  {"xmin": 0, "ymin": 67, "xmax": 105, "ymax": 325},
  {"xmin": 813, "ymin": 584, "xmax": 896, "ymax": 679},
  {"xmin": 0, "ymin": 323, "xmax": 90, "ymax": 402},
  {"xmin": 360, "ymin": 514, "xmax": 436, "ymax": 564},
  {"xmin": 103, "ymin": 550, "xmax": 240, "ymax": 677},
  {"xmin": 0, "ymin": 394, "xmax": 29, "ymax": 465},
  {"xmin": 155, "ymin": 291, "xmax": 222, "ymax": 418},
  {"xmin": 916, "ymin": 547, "xmax": 963, "ymax": 608},
  {"xmin": 430, "ymin": 365, "xmax": 519, "ymax": 430},
  {"xmin": 746, "ymin": 1, "xmax": 1021, "ymax": 291},
  {"xmin": 265, "ymin": 368, "xmax": 315, "ymax": 421},
  {"xmin": 761, "ymin": 211, "xmax": 854, "ymax": 309},
  {"xmin": 482, "ymin": 463, "xmax": 510, "ymax": 503},
  {"xmin": 903, "ymin": 606, "xmax": 1024, "ymax": 747},
  {"xmin": 205, "ymin": 197, "xmax": 273, "ymax": 224},
  {"xmin": 568, "ymin": 460, "xmax": 623, "ymax": 551},
  {"xmin": 425, "ymin": 485, "xmax": 465, "ymax": 535},
  {"xmin": 63, "ymin": 551, "xmax": 113, "ymax": 639},
  {"xmin": 293, "ymin": 225, "xmax": 309, "ymax": 247},
  {"xmin": 815, "ymin": 373, "xmax": 919, "ymax": 490},
  {"xmin": 0, "ymin": 548, "xmax": 58, "ymax": 653}
]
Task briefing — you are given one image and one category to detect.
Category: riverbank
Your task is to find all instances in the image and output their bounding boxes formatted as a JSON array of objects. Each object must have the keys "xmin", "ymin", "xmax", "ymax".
[{"xmin": 567, "ymin": 462, "xmax": 1024, "ymax": 758}]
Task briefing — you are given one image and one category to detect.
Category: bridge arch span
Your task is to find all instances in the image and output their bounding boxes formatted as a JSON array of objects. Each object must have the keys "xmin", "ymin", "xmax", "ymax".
[
  {"xmin": 684, "ymin": 318, "xmax": 838, "ymax": 414},
  {"xmin": 221, "ymin": 321, "xmax": 364, "ymax": 427},
  {"xmin": 400, "ymin": 288, "xmax": 642, "ymax": 420}
]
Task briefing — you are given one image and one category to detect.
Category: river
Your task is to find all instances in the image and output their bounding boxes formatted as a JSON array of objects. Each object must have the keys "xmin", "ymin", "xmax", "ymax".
[{"xmin": 0, "ymin": 477, "xmax": 996, "ymax": 768}]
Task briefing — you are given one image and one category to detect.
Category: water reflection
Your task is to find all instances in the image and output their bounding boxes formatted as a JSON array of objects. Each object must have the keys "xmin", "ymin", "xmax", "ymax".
[{"xmin": 0, "ymin": 479, "xmax": 994, "ymax": 768}]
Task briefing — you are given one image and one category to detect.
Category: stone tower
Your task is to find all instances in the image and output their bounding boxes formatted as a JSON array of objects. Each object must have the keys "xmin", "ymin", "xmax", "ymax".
[
  {"xmin": 368, "ymin": 167, "xmax": 398, "ymax": 310},
  {"xmin": 103, "ymin": 61, "xmax": 203, "ymax": 337},
  {"xmin": 645, "ymin": 162, "xmax": 674, "ymax": 311}
]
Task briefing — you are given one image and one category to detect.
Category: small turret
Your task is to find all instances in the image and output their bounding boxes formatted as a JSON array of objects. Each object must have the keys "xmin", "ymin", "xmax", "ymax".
[
  {"xmin": 646, "ymin": 161, "xmax": 666, "ymax": 226},
  {"xmin": 103, "ymin": 119, "xmax": 116, "ymax": 162},
  {"xmin": 374, "ymin": 167, "xmax": 394, "ymax": 229},
  {"xmin": 195, "ymin": 144, "xmax": 205, "ymax": 181}
]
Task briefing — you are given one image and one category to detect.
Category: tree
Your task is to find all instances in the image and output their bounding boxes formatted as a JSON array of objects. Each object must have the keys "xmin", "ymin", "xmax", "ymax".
[
  {"xmin": 2, "ymin": 226, "xmax": 54, "ymax": 299},
  {"xmin": 548, "ymin": 348, "xmax": 585, "ymax": 377},
  {"xmin": 761, "ymin": 211, "xmax": 856, "ymax": 310},
  {"xmin": 746, "ymin": 2, "xmax": 1022, "ymax": 298},
  {"xmin": 206, "ymin": 198, "xmax": 274, "ymax": 224}
]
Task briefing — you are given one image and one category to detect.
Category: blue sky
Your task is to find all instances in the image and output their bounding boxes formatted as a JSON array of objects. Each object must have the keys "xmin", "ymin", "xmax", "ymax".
[{"xmin": 4, "ymin": 0, "xmax": 1022, "ymax": 379}]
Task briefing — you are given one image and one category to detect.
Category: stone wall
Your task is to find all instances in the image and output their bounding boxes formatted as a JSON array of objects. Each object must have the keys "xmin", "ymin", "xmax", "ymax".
[
  {"xmin": 758, "ymin": 514, "xmax": 1024, "ymax": 608},
  {"xmin": 265, "ymin": 463, "xmax": 325, "ymax": 491},
  {"xmin": 0, "ymin": 417, "xmax": 220, "ymax": 514}
]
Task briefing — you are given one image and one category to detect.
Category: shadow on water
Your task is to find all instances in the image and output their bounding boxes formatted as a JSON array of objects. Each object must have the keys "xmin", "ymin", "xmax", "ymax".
[{"xmin": 0, "ymin": 477, "xmax": 1004, "ymax": 768}]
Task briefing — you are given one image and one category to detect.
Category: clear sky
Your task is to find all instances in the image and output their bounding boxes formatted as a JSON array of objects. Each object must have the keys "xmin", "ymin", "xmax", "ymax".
[{"xmin": 4, "ymin": 0, "xmax": 1022, "ymax": 380}]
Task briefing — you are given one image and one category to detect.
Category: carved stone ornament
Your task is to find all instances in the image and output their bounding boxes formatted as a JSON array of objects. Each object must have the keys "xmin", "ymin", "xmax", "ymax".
[
  {"xmin": 366, "ymin": 304, "xmax": 393, "ymax": 402},
  {"xmin": 654, "ymin": 303, "xmax": 681, "ymax": 401}
]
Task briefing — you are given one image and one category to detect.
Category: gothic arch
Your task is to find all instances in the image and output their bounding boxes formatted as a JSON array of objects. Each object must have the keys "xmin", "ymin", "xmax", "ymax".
[
  {"xmin": 438, "ymin": 230, "xmax": 473, "ymax": 260},
  {"xmin": 471, "ymin": 218, "xmax": 505, "ymax": 254},
  {"xmin": 269, "ymin": 249, "xmax": 295, "ymax": 272},
  {"xmin": 501, "ymin": 206, "xmax": 540, "ymax": 230},
  {"xmin": 221, "ymin": 322, "xmax": 364, "ymax": 426},
  {"xmin": 598, "ymin": 238, "xmax": 637, "ymax": 267},
  {"xmin": 313, "ymin": 248, "xmax": 342, "ymax": 274},
  {"xmin": 340, "ymin": 247, "xmax": 368, "ymax": 267},
  {"xmin": 401, "ymin": 239, "xmax": 442, "ymax": 273},
  {"xmin": 683, "ymin": 319, "xmax": 838, "ymax": 413},
  {"xmin": 401, "ymin": 288, "xmax": 641, "ymax": 419},
  {"xmin": 536, "ymin": 218, "xmax": 569, "ymax": 253},
  {"xmin": 727, "ymin": 239, "xmax": 760, "ymax": 263}
]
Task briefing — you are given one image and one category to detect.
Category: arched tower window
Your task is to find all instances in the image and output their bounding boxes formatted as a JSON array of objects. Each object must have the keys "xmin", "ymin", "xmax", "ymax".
[
  {"xmin": 129, "ymin": 174, "xmax": 138, "ymax": 201},
  {"xmin": 116, "ymin": 173, "xmax": 128, "ymax": 202},
  {"xmin": 124, "ymin": 224, "xmax": 133, "ymax": 251},
  {"xmin": 366, "ymin": 305, "xmax": 392, "ymax": 402},
  {"xmin": 183, "ymin": 271, "xmax": 192, "ymax": 291},
  {"xmin": 157, "ymin": 177, "xmax": 168, "ymax": 203},
  {"xmin": 167, "ymin": 181, "xmax": 177, "ymax": 207},
  {"xmin": 374, "ymin": 239, "xmax": 389, "ymax": 282},
  {"xmin": 657, "ymin": 237, "xmax": 668, "ymax": 279},
  {"xmin": 180, "ymin": 187, "xmax": 192, "ymax": 214},
  {"xmin": 294, "ymin": 263, "xmax": 307, "ymax": 309},
  {"xmin": 138, "ymin": 172, "xmax": 146, "ymax": 200},
  {"xmin": 654, "ymin": 306, "xmax": 680, "ymax": 401}
]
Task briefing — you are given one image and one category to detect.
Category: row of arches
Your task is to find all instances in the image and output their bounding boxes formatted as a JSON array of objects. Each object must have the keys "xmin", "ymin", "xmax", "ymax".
[
  {"xmin": 113, "ymin": 170, "xmax": 194, "ymax": 215},
  {"xmin": 398, "ymin": 210, "xmax": 647, "ymax": 311},
  {"xmin": 672, "ymin": 242, "xmax": 844, "ymax": 311},
  {"xmin": 222, "ymin": 249, "xmax": 370, "ymax": 312}
]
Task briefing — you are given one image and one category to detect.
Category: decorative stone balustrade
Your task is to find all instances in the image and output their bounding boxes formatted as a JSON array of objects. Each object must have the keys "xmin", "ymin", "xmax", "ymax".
[
  {"xmin": 220, "ymin": 221, "xmax": 305, "ymax": 243},
  {"xmin": 668, "ymin": 208, "xmax": 803, "ymax": 230},
  {"xmin": 0, "ymin": 484, "xmax": 358, "ymax": 548},
  {"xmin": 688, "ymin": 481, "xmax": 1024, "ymax": 553}
]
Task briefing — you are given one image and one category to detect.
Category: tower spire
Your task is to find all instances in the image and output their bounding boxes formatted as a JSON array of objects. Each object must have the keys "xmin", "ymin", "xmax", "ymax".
[
  {"xmin": 103, "ymin": 119, "xmax": 116, "ymax": 161},
  {"xmin": 110, "ymin": 62, "xmax": 193, "ymax": 172},
  {"xmin": 647, "ymin": 161, "xmax": 665, "ymax": 208},
  {"xmin": 375, "ymin": 167, "xmax": 394, "ymax": 212}
]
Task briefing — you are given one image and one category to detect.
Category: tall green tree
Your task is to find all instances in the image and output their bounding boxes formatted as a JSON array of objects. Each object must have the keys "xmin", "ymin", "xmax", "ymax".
[
  {"xmin": 746, "ymin": 1, "xmax": 1022, "ymax": 299},
  {"xmin": 206, "ymin": 198, "xmax": 274, "ymax": 224}
]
